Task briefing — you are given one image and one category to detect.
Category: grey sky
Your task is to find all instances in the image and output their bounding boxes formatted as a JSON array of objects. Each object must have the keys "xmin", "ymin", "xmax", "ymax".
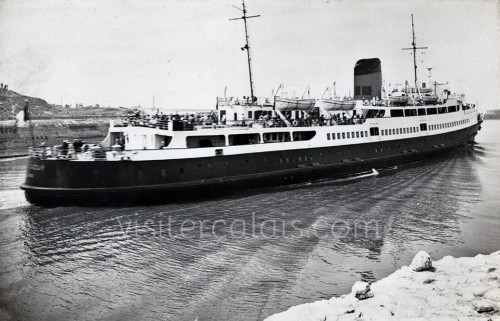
[{"xmin": 0, "ymin": 0, "xmax": 498, "ymax": 111}]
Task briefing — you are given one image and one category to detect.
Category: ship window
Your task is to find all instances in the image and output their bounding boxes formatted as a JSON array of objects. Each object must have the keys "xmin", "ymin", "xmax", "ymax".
[
  {"xmin": 332, "ymin": 133, "xmax": 336, "ymax": 140},
  {"xmin": 438, "ymin": 107, "xmax": 447, "ymax": 114},
  {"xmin": 229, "ymin": 133, "xmax": 260, "ymax": 146},
  {"xmin": 369, "ymin": 127, "xmax": 379, "ymax": 136},
  {"xmin": 365, "ymin": 131, "xmax": 368, "ymax": 137},
  {"xmin": 448, "ymin": 106, "xmax": 457, "ymax": 112},
  {"xmin": 298, "ymin": 156, "xmax": 302, "ymax": 162},
  {"xmin": 293, "ymin": 131, "xmax": 316, "ymax": 141},
  {"xmin": 264, "ymin": 132, "xmax": 290, "ymax": 143},
  {"xmin": 347, "ymin": 132, "xmax": 350, "ymax": 138},
  {"xmin": 286, "ymin": 158, "xmax": 289, "ymax": 163},
  {"xmin": 161, "ymin": 169, "xmax": 166, "ymax": 177},
  {"xmin": 418, "ymin": 108, "xmax": 426, "ymax": 116},
  {"xmin": 356, "ymin": 132, "xmax": 360, "ymax": 138},
  {"xmin": 366, "ymin": 109, "xmax": 383, "ymax": 118},
  {"xmin": 248, "ymin": 111, "xmax": 253, "ymax": 119},
  {"xmin": 404, "ymin": 109, "xmax": 417, "ymax": 117},
  {"xmin": 360, "ymin": 131, "xmax": 364, "ymax": 138},
  {"xmin": 337, "ymin": 133, "xmax": 341, "ymax": 139},
  {"xmin": 327, "ymin": 133, "xmax": 331, "ymax": 140},
  {"xmin": 342, "ymin": 133, "xmax": 346, "ymax": 139},
  {"xmin": 396, "ymin": 129, "xmax": 399, "ymax": 134},
  {"xmin": 156, "ymin": 135, "xmax": 173, "ymax": 149},
  {"xmin": 187, "ymin": 135, "xmax": 225, "ymax": 148},
  {"xmin": 390, "ymin": 109, "xmax": 404, "ymax": 117},
  {"xmin": 381, "ymin": 130, "xmax": 385, "ymax": 136},
  {"xmin": 427, "ymin": 107, "xmax": 437, "ymax": 115}
]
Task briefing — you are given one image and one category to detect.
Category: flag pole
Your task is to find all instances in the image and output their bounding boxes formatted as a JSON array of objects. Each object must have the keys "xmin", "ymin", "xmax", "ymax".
[{"xmin": 24, "ymin": 99, "xmax": 35, "ymax": 146}]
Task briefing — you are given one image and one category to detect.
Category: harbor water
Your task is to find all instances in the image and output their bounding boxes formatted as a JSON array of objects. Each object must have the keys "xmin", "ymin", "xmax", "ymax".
[{"xmin": 1, "ymin": 121, "xmax": 499, "ymax": 321}]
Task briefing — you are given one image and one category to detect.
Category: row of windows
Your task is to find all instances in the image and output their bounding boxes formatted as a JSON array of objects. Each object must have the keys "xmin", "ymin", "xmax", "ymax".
[
  {"xmin": 326, "ymin": 126, "xmax": 420, "ymax": 140},
  {"xmin": 388, "ymin": 105, "xmax": 460, "ymax": 118},
  {"xmin": 381, "ymin": 127, "xmax": 419, "ymax": 136},
  {"xmin": 326, "ymin": 131, "xmax": 369, "ymax": 140},
  {"xmin": 326, "ymin": 117, "xmax": 470, "ymax": 140},
  {"xmin": 429, "ymin": 118, "xmax": 469, "ymax": 130}
]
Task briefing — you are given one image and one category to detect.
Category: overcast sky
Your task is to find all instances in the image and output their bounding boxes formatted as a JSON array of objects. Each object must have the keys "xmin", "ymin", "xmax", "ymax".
[{"xmin": 0, "ymin": 0, "xmax": 498, "ymax": 111}]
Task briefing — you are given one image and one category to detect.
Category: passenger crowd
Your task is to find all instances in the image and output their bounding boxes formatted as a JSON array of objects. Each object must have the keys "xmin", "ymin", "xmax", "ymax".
[
  {"xmin": 121, "ymin": 110, "xmax": 366, "ymax": 130},
  {"xmin": 32, "ymin": 139, "xmax": 108, "ymax": 160},
  {"xmin": 121, "ymin": 111, "xmax": 220, "ymax": 130}
]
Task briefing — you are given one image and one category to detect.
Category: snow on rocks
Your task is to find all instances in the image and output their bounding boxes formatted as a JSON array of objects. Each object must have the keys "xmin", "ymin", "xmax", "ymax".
[
  {"xmin": 351, "ymin": 281, "xmax": 373, "ymax": 300},
  {"xmin": 264, "ymin": 251, "xmax": 500, "ymax": 321},
  {"xmin": 472, "ymin": 298, "xmax": 497, "ymax": 313},
  {"xmin": 409, "ymin": 250, "xmax": 433, "ymax": 272}
]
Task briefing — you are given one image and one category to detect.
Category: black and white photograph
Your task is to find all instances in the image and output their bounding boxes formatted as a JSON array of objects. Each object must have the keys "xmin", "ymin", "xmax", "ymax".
[{"xmin": 0, "ymin": 0, "xmax": 499, "ymax": 320}]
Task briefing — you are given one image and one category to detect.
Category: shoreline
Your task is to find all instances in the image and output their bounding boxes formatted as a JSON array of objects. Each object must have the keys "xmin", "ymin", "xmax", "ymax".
[{"xmin": 265, "ymin": 251, "xmax": 500, "ymax": 321}]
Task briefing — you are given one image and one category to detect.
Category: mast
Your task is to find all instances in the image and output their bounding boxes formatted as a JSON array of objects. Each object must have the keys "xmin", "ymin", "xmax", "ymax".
[
  {"xmin": 402, "ymin": 14, "xmax": 428, "ymax": 91},
  {"xmin": 230, "ymin": 0, "xmax": 260, "ymax": 102}
]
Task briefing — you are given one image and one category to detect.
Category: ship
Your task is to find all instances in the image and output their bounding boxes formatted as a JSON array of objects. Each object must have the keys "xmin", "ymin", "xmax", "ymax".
[{"xmin": 21, "ymin": 8, "xmax": 482, "ymax": 206}]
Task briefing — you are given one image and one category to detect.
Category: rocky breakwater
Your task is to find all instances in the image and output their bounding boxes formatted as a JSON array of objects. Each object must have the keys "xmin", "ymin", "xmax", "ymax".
[{"xmin": 265, "ymin": 251, "xmax": 500, "ymax": 320}]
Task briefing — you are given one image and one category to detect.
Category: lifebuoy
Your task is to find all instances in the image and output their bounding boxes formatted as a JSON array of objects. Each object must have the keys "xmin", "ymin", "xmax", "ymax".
[
  {"xmin": 121, "ymin": 155, "xmax": 131, "ymax": 161},
  {"xmin": 292, "ymin": 120, "xmax": 299, "ymax": 127}
]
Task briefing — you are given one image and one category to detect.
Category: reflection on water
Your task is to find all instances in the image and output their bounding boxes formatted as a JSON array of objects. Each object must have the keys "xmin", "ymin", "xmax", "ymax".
[{"xmin": 0, "ymin": 121, "xmax": 499, "ymax": 321}]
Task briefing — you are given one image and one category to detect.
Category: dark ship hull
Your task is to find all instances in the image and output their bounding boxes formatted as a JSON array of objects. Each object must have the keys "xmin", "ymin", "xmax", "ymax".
[{"xmin": 21, "ymin": 123, "xmax": 480, "ymax": 206}]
